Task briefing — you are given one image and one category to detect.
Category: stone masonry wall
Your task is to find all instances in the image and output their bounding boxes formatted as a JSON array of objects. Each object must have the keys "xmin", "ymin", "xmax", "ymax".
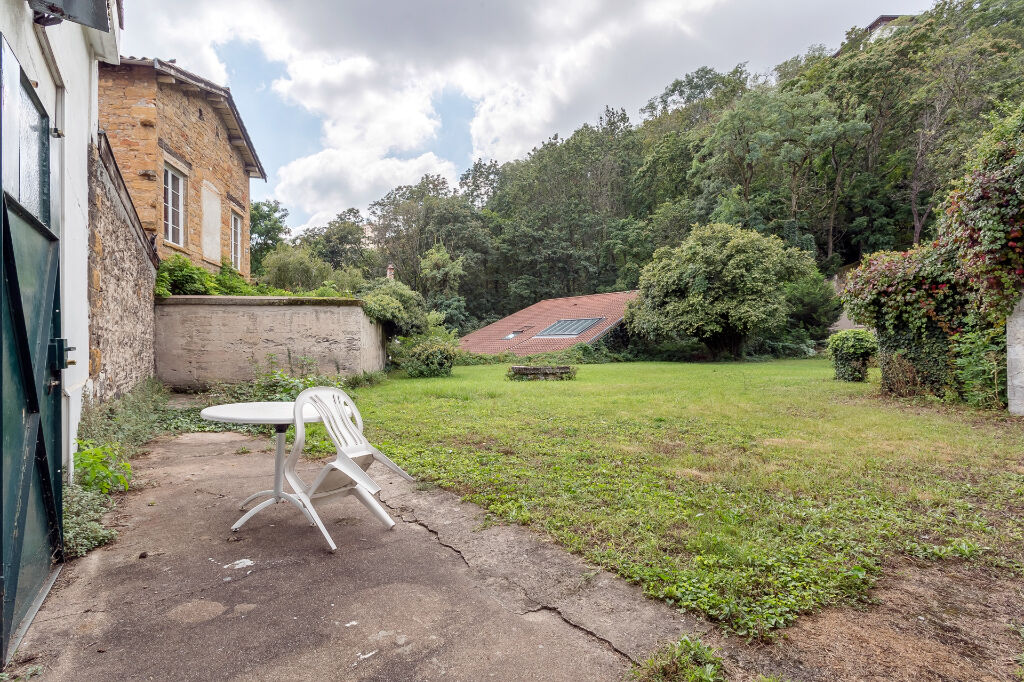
[
  {"xmin": 99, "ymin": 64, "xmax": 252, "ymax": 277},
  {"xmin": 1009, "ymin": 297, "xmax": 1023, "ymax": 416},
  {"xmin": 88, "ymin": 138, "xmax": 158, "ymax": 402},
  {"xmin": 154, "ymin": 297, "xmax": 386, "ymax": 389}
]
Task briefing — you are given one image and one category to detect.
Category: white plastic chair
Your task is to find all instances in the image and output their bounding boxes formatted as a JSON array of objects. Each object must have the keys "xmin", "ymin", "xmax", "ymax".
[{"xmin": 285, "ymin": 387, "xmax": 413, "ymax": 551}]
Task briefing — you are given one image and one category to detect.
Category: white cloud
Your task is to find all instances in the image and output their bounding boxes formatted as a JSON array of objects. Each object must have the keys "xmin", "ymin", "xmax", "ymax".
[{"xmin": 121, "ymin": 0, "xmax": 934, "ymax": 229}]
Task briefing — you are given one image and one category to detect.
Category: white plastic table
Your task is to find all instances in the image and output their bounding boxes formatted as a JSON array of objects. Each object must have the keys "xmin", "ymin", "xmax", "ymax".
[{"xmin": 199, "ymin": 401, "xmax": 322, "ymax": 531}]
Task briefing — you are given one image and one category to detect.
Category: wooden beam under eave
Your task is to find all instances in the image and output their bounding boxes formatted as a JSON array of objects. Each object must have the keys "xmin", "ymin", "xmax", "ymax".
[
  {"xmin": 229, "ymin": 137, "xmax": 245, "ymax": 146},
  {"xmin": 156, "ymin": 75, "xmax": 176, "ymax": 84},
  {"xmin": 181, "ymin": 84, "xmax": 201, "ymax": 92}
]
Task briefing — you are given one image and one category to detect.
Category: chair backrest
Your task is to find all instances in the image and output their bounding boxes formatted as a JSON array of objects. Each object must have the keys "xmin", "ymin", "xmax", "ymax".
[{"xmin": 287, "ymin": 387, "xmax": 367, "ymax": 472}]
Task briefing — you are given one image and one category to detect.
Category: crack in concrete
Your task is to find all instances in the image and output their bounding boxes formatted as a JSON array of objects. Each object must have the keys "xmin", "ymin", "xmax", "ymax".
[
  {"xmin": 528, "ymin": 605, "xmax": 633, "ymax": 663},
  {"xmin": 381, "ymin": 496, "xmax": 635, "ymax": 664}
]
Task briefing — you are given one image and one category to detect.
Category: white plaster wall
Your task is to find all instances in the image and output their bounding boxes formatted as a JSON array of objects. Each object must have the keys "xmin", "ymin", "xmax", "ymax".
[
  {"xmin": 1009, "ymin": 297, "xmax": 1024, "ymax": 416},
  {"xmin": 154, "ymin": 297, "xmax": 387, "ymax": 389},
  {"xmin": 0, "ymin": 1, "xmax": 119, "ymax": 471}
]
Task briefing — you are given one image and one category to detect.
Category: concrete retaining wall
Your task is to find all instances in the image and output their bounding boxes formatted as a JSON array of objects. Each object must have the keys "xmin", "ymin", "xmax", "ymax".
[
  {"xmin": 154, "ymin": 296, "xmax": 386, "ymax": 389},
  {"xmin": 1010, "ymin": 297, "xmax": 1023, "ymax": 416}
]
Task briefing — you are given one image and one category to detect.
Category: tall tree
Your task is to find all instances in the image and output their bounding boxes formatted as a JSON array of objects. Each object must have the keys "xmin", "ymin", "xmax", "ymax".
[{"xmin": 249, "ymin": 200, "xmax": 290, "ymax": 275}]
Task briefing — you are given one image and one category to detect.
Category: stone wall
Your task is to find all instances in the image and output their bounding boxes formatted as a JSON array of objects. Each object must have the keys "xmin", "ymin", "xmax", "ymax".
[
  {"xmin": 154, "ymin": 297, "xmax": 387, "ymax": 389},
  {"xmin": 1009, "ymin": 298, "xmax": 1024, "ymax": 416},
  {"xmin": 99, "ymin": 63, "xmax": 252, "ymax": 277},
  {"xmin": 88, "ymin": 134, "xmax": 159, "ymax": 402}
]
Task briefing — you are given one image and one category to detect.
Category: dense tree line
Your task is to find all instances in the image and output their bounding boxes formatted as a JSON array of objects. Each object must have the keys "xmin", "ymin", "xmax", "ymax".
[{"xmin": 253, "ymin": 0, "xmax": 1024, "ymax": 334}]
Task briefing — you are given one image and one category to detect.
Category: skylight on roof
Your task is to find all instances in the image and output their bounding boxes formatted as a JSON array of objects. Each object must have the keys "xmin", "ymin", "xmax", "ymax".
[{"xmin": 534, "ymin": 318, "xmax": 604, "ymax": 338}]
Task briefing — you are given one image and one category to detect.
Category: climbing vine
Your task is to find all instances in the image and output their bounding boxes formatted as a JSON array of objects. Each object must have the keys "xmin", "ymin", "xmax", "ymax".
[{"xmin": 844, "ymin": 104, "xmax": 1024, "ymax": 407}]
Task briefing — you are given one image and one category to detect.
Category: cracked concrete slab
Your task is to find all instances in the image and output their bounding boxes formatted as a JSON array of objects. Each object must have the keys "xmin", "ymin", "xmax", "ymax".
[{"xmin": 16, "ymin": 433, "xmax": 699, "ymax": 681}]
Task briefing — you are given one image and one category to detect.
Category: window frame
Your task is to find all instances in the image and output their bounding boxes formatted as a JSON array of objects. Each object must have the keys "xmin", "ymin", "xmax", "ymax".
[
  {"xmin": 230, "ymin": 210, "xmax": 242, "ymax": 270},
  {"xmin": 163, "ymin": 164, "xmax": 185, "ymax": 247}
]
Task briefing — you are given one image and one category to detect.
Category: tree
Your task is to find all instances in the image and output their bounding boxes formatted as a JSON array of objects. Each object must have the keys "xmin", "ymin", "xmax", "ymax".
[
  {"xmin": 260, "ymin": 244, "xmax": 331, "ymax": 291},
  {"xmin": 249, "ymin": 200, "xmax": 290, "ymax": 275},
  {"xmin": 297, "ymin": 208, "xmax": 367, "ymax": 269},
  {"xmin": 625, "ymin": 224, "xmax": 816, "ymax": 357}
]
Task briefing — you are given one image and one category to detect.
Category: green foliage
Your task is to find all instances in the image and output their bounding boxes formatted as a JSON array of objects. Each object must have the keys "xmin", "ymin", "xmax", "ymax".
[
  {"xmin": 73, "ymin": 440, "xmax": 131, "ymax": 493},
  {"xmin": 277, "ymin": 3, "xmax": 1024, "ymax": 330},
  {"xmin": 295, "ymin": 208, "xmax": 368, "ymax": 270},
  {"xmin": 78, "ymin": 379, "xmax": 170, "ymax": 458},
  {"xmin": 155, "ymin": 254, "xmax": 219, "ymax": 296},
  {"xmin": 953, "ymin": 328, "xmax": 1008, "ymax": 409},
  {"xmin": 845, "ymin": 102, "xmax": 1024, "ymax": 405},
  {"xmin": 404, "ymin": 341, "xmax": 457, "ymax": 378},
  {"xmin": 632, "ymin": 636, "xmax": 724, "ymax": 682},
  {"xmin": 826, "ymin": 329, "xmax": 877, "ymax": 382},
  {"xmin": 250, "ymin": 199, "xmax": 291, "ymax": 275},
  {"xmin": 260, "ymin": 243, "xmax": 333, "ymax": 291},
  {"xmin": 213, "ymin": 262, "xmax": 258, "ymax": 295},
  {"xmin": 626, "ymin": 224, "xmax": 817, "ymax": 358},
  {"xmin": 783, "ymin": 272, "xmax": 843, "ymax": 342},
  {"xmin": 361, "ymin": 277, "xmax": 429, "ymax": 337},
  {"xmin": 62, "ymin": 484, "xmax": 117, "ymax": 559}
]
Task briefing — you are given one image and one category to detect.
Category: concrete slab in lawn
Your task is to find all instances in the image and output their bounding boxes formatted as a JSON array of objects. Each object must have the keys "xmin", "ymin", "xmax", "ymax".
[{"xmin": 16, "ymin": 432, "xmax": 701, "ymax": 681}]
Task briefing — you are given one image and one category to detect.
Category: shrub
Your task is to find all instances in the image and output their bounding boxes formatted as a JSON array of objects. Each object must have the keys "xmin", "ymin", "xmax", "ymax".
[
  {"xmin": 826, "ymin": 329, "xmax": 877, "ymax": 382},
  {"xmin": 155, "ymin": 254, "xmax": 219, "ymax": 296},
  {"xmin": 260, "ymin": 243, "xmax": 333, "ymax": 291},
  {"xmin": 783, "ymin": 271, "xmax": 843, "ymax": 342},
  {"xmin": 360, "ymin": 278, "xmax": 429, "ymax": 337},
  {"xmin": 213, "ymin": 262, "xmax": 258, "ymax": 295},
  {"xmin": 626, "ymin": 223, "xmax": 817, "ymax": 358},
  {"xmin": 74, "ymin": 441, "xmax": 132, "ymax": 493},
  {"xmin": 404, "ymin": 341, "xmax": 457, "ymax": 378},
  {"xmin": 62, "ymin": 484, "xmax": 117, "ymax": 558}
]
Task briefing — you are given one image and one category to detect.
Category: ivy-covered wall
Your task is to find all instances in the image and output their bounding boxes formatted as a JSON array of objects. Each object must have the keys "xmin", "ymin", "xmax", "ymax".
[{"xmin": 845, "ymin": 104, "xmax": 1024, "ymax": 410}]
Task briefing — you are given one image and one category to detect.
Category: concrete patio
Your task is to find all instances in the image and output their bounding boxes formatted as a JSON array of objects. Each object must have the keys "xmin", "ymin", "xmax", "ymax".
[{"xmin": 16, "ymin": 431, "xmax": 702, "ymax": 681}]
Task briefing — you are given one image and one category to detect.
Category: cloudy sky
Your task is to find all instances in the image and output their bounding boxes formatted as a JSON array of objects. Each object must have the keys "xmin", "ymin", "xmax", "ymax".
[{"xmin": 122, "ymin": 0, "xmax": 932, "ymax": 231}]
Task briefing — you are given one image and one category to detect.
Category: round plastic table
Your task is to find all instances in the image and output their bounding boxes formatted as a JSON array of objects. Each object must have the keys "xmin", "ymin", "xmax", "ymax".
[{"xmin": 199, "ymin": 402, "xmax": 322, "ymax": 531}]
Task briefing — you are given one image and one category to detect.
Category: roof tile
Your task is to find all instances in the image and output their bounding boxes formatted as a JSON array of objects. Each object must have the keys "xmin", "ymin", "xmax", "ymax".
[{"xmin": 459, "ymin": 291, "xmax": 638, "ymax": 356}]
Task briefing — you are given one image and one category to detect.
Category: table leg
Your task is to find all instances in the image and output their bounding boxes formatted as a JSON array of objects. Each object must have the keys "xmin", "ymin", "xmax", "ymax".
[{"xmin": 234, "ymin": 425, "xmax": 316, "ymax": 530}]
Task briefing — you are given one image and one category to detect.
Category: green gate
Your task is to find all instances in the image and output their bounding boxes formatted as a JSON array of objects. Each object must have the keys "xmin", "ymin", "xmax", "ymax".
[{"xmin": 0, "ymin": 36, "xmax": 66, "ymax": 663}]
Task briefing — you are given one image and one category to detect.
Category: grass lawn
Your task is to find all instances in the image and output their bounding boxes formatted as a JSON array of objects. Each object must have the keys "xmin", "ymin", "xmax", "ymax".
[{"xmin": 307, "ymin": 359, "xmax": 1024, "ymax": 638}]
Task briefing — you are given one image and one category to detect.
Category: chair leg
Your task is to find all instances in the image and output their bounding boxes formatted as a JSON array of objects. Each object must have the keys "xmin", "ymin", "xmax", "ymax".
[
  {"xmin": 297, "ymin": 492, "xmax": 338, "ymax": 552},
  {"xmin": 370, "ymin": 447, "xmax": 414, "ymax": 481},
  {"xmin": 352, "ymin": 485, "xmax": 396, "ymax": 530}
]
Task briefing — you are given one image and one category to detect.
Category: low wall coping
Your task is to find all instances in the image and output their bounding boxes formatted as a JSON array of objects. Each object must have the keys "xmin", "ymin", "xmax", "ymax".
[{"xmin": 156, "ymin": 295, "xmax": 363, "ymax": 307}]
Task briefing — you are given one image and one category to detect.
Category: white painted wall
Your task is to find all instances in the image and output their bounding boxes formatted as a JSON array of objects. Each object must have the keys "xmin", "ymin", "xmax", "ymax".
[
  {"xmin": 1009, "ymin": 297, "xmax": 1023, "ymax": 416},
  {"xmin": 0, "ymin": 0, "xmax": 120, "ymax": 471}
]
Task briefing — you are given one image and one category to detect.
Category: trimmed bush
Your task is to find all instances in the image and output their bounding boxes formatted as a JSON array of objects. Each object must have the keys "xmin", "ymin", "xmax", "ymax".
[
  {"xmin": 404, "ymin": 341, "xmax": 457, "ymax": 378},
  {"xmin": 826, "ymin": 329, "xmax": 877, "ymax": 382}
]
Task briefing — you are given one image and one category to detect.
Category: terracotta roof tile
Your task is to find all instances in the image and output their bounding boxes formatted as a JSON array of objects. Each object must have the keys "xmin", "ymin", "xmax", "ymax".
[{"xmin": 459, "ymin": 291, "xmax": 638, "ymax": 356}]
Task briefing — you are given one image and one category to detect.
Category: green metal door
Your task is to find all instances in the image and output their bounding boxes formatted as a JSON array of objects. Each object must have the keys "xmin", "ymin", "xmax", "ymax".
[{"xmin": 0, "ymin": 36, "xmax": 65, "ymax": 663}]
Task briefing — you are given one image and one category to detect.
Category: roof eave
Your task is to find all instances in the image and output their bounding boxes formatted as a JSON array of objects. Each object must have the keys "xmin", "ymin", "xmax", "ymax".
[{"xmin": 119, "ymin": 57, "xmax": 267, "ymax": 180}]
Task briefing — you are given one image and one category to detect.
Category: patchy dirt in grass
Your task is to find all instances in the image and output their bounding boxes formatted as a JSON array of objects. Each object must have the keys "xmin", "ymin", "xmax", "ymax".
[{"xmin": 723, "ymin": 560, "xmax": 1024, "ymax": 681}]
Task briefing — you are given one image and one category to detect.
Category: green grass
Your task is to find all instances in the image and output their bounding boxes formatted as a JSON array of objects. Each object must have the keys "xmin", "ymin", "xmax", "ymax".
[{"xmin": 312, "ymin": 359, "xmax": 1023, "ymax": 638}]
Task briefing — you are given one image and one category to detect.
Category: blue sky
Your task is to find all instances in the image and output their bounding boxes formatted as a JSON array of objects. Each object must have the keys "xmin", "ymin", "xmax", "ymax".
[{"xmin": 123, "ymin": 0, "xmax": 934, "ymax": 232}]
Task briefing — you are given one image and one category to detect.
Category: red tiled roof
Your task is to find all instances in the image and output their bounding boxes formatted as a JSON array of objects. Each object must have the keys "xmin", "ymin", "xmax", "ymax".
[{"xmin": 459, "ymin": 291, "xmax": 638, "ymax": 356}]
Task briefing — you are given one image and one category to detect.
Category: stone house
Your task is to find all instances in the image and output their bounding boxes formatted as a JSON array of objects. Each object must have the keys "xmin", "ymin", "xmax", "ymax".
[{"xmin": 98, "ymin": 57, "xmax": 266, "ymax": 277}]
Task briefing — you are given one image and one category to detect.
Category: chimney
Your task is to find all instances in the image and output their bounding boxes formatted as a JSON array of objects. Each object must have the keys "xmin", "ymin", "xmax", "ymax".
[{"xmin": 386, "ymin": 263, "xmax": 395, "ymax": 280}]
